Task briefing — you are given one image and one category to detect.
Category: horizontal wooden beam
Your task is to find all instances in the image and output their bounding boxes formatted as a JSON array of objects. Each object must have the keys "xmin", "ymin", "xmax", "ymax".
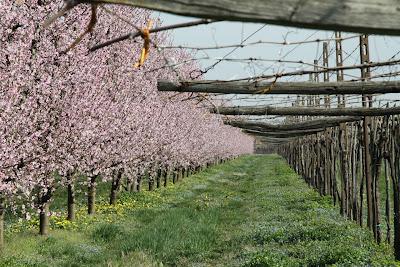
[
  {"xmin": 256, "ymin": 137, "xmax": 296, "ymax": 144},
  {"xmin": 85, "ymin": 0, "xmax": 400, "ymax": 35},
  {"xmin": 243, "ymin": 128, "xmax": 325, "ymax": 138},
  {"xmin": 226, "ymin": 116, "xmax": 362, "ymax": 131},
  {"xmin": 212, "ymin": 106, "xmax": 400, "ymax": 116},
  {"xmin": 158, "ymin": 80, "xmax": 400, "ymax": 95}
]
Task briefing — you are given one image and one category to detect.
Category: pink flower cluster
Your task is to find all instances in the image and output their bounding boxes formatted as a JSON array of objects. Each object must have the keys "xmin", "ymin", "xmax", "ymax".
[{"xmin": 0, "ymin": 1, "xmax": 253, "ymax": 205}]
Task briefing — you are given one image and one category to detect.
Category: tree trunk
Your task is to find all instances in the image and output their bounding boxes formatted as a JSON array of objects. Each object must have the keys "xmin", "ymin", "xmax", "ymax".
[
  {"xmin": 126, "ymin": 177, "xmax": 133, "ymax": 192},
  {"xmin": 88, "ymin": 176, "xmax": 97, "ymax": 215},
  {"xmin": 129, "ymin": 176, "xmax": 137, "ymax": 192},
  {"xmin": 156, "ymin": 169, "xmax": 161, "ymax": 188},
  {"xmin": 110, "ymin": 171, "xmax": 122, "ymax": 205},
  {"xmin": 110, "ymin": 177, "xmax": 117, "ymax": 204},
  {"xmin": 67, "ymin": 179, "xmax": 75, "ymax": 221},
  {"xmin": 175, "ymin": 169, "xmax": 180, "ymax": 183},
  {"xmin": 180, "ymin": 168, "xmax": 184, "ymax": 180},
  {"xmin": 137, "ymin": 176, "xmax": 142, "ymax": 192},
  {"xmin": 38, "ymin": 189, "xmax": 52, "ymax": 236},
  {"xmin": 39, "ymin": 201, "xmax": 49, "ymax": 236},
  {"xmin": 0, "ymin": 196, "xmax": 4, "ymax": 251},
  {"xmin": 163, "ymin": 170, "xmax": 168, "ymax": 187},
  {"xmin": 148, "ymin": 173, "xmax": 154, "ymax": 191}
]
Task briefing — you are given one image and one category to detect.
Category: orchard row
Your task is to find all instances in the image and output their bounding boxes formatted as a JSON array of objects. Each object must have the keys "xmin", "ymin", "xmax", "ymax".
[{"xmin": 0, "ymin": 0, "xmax": 253, "ymax": 249}]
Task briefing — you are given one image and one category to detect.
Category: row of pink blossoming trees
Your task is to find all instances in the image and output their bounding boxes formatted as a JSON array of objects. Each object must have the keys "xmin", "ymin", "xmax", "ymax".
[{"xmin": 0, "ymin": 0, "xmax": 254, "ymax": 248}]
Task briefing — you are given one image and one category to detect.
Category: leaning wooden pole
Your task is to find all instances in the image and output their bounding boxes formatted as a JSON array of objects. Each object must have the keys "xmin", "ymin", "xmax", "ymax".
[{"xmin": 83, "ymin": 0, "xmax": 400, "ymax": 35}]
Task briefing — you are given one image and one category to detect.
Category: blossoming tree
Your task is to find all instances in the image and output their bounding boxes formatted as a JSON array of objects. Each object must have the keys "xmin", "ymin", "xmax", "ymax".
[{"xmin": 0, "ymin": 0, "xmax": 253, "ymax": 248}]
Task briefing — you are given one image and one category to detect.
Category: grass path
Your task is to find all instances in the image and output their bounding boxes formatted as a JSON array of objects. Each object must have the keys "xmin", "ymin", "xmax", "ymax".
[{"xmin": 1, "ymin": 155, "xmax": 396, "ymax": 266}]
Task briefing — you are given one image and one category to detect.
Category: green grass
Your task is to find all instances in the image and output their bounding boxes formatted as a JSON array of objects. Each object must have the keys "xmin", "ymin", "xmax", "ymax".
[{"xmin": 1, "ymin": 155, "xmax": 397, "ymax": 266}]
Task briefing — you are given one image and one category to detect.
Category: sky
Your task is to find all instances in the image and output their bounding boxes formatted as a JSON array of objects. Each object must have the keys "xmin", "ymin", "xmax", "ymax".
[{"xmin": 154, "ymin": 12, "xmax": 400, "ymax": 109}]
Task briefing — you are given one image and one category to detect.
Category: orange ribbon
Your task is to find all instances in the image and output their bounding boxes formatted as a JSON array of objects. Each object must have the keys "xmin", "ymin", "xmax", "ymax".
[
  {"xmin": 134, "ymin": 20, "xmax": 153, "ymax": 68},
  {"xmin": 255, "ymin": 76, "xmax": 279, "ymax": 94}
]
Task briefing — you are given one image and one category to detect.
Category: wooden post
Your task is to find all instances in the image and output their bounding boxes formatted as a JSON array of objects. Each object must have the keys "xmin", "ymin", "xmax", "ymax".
[
  {"xmin": 322, "ymin": 43, "xmax": 331, "ymax": 196},
  {"xmin": 358, "ymin": 122, "xmax": 365, "ymax": 226},
  {"xmin": 384, "ymin": 113, "xmax": 391, "ymax": 244},
  {"xmin": 351, "ymin": 123, "xmax": 360, "ymax": 221},
  {"xmin": 335, "ymin": 32, "xmax": 348, "ymax": 217},
  {"xmin": 314, "ymin": 59, "xmax": 324, "ymax": 195},
  {"xmin": 360, "ymin": 35, "xmax": 377, "ymax": 239},
  {"xmin": 390, "ymin": 115, "xmax": 400, "ymax": 259},
  {"xmin": 334, "ymin": 33, "xmax": 352, "ymax": 219}
]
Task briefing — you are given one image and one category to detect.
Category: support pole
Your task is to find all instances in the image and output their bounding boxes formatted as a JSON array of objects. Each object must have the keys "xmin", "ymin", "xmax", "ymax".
[
  {"xmin": 360, "ymin": 34, "xmax": 377, "ymax": 240},
  {"xmin": 322, "ymin": 42, "xmax": 331, "ymax": 196}
]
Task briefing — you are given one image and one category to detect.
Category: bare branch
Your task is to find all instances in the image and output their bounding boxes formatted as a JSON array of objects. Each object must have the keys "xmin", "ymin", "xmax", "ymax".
[{"xmin": 90, "ymin": 19, "xmax": 216, "ymax": 51}]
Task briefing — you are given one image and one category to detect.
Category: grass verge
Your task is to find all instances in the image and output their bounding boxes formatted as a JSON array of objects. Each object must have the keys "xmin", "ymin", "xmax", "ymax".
[{"xmin": 0, "ymin": 155, "xmax": 396, "ymax": 266}]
